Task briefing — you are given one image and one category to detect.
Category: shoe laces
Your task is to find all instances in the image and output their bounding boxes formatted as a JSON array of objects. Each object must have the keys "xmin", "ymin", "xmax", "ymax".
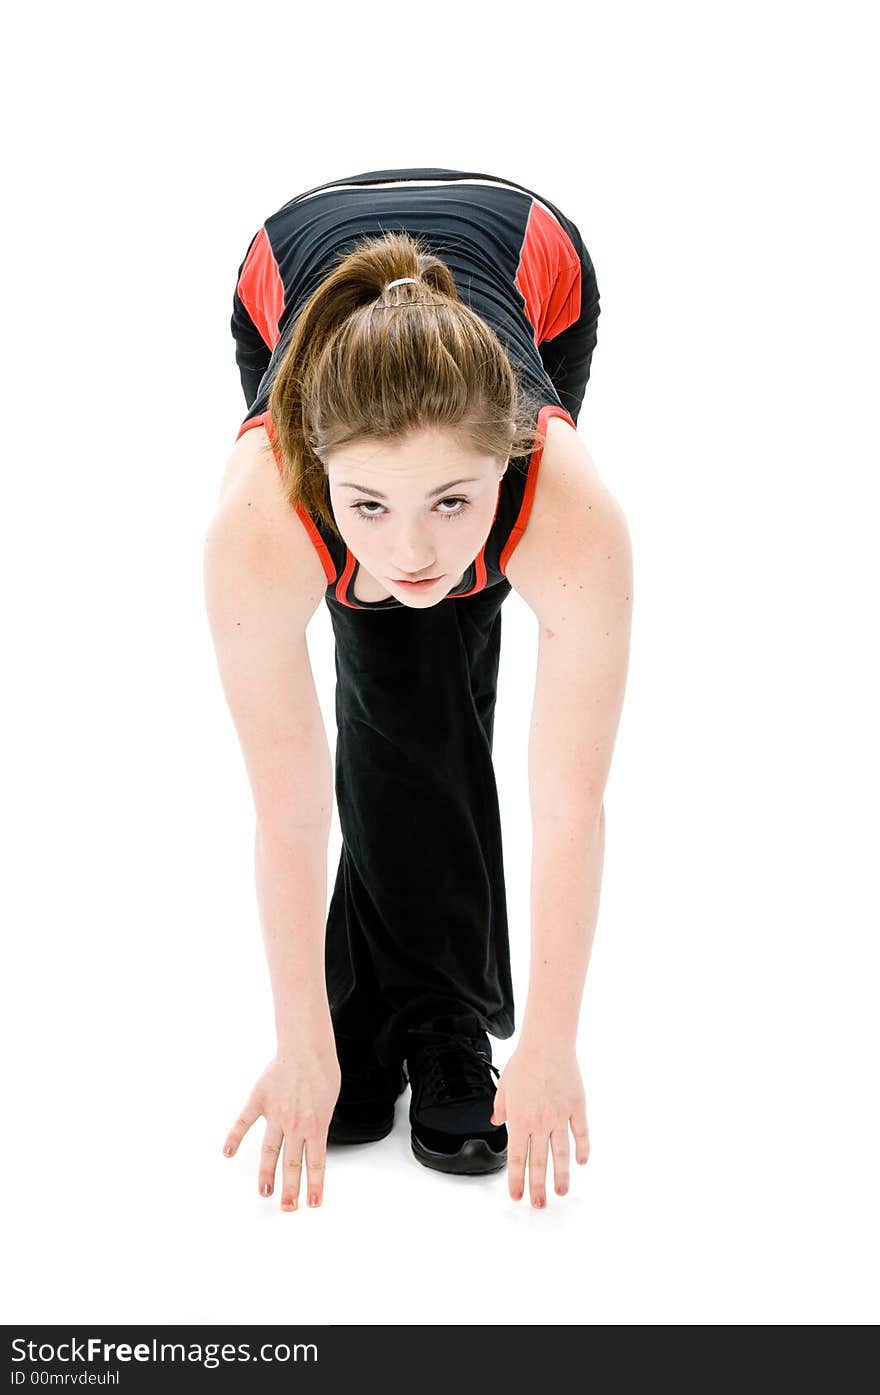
[{"xmin": 406, "ymin": 1026, "xmax": 500, "ymax": 1108}]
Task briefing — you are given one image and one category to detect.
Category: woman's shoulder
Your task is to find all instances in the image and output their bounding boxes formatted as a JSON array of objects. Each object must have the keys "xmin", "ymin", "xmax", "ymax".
[
  {"xmin": 503, "ymin": 415, "xmax": 624, "ymax": 600},
  {"xmin": 216, "ymin": 423, "xmax": 275, "ymax": 502},
  {"xmin": 211, "ymin": 425, "xmax": 330, "ymax": 610}
]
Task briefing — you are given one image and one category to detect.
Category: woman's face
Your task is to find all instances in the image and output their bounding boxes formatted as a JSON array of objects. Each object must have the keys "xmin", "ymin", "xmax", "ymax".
[{"xmin": 325, "ymin": 428, "xmax": 509, "ymax": 607}]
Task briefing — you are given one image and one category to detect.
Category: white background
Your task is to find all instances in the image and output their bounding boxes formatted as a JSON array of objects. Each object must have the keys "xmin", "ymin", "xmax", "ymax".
[{"xmin": 3, "ymin": 0, "xmax": 878, "ymax": 1326}]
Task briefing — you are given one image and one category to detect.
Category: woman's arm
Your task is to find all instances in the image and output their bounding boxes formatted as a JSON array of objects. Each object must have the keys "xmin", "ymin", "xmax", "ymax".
[
  {"xmin": 507, "ymin": 420, "xmax": 633, "ymax": 1045},
  {"xmin": 498, "ymin": 421, "xmax": 633, "ymax": 1205},
  {"xmin": 206, "ymin": 433, "xmax": 347, "ymax": 1211},
  {"xmin": 203, "ymin": 431, "xmax": 334, "ymax": 1046}
]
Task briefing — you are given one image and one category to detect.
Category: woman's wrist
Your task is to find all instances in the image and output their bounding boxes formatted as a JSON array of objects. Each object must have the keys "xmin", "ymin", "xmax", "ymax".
[
  {"xmin": 275, "ymin": 1002, "xmax": 336, "ymax": 1057},
  {"xmin": 517, "ymin": 1010, "xmax": 579, "ymax": 1056}
]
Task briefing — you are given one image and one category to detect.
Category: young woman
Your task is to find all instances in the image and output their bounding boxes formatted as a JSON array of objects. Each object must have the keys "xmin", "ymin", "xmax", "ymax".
[{"xmin": 204, "ymin": 166, "xmax": 632, "ymax": 1213}]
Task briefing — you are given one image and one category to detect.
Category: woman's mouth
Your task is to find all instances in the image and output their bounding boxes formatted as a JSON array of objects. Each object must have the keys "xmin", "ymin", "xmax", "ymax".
[{"xmin": 391, "ymin": 574, "xmax": 445, "ymax": 589}]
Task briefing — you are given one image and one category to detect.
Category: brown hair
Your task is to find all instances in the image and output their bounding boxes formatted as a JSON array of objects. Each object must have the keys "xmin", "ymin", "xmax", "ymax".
[{"xmin": 262, "ymin": 229, "xmax": 548, "ymax": 540}]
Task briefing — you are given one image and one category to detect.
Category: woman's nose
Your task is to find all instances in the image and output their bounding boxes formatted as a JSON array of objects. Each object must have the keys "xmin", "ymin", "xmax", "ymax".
[{"xmin": 392, "ymin": 536, "xmax": 435, "ymax": 570}]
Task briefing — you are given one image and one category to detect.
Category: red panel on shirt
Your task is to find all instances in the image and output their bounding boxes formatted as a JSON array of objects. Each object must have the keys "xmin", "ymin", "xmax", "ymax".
[
  {"xmin": 515, "ymin": 202, "xmax": 582, "ymax": 346},
  {"xmin": 236, "ymin": 227, "xmax": 285, "ymax": 351}
]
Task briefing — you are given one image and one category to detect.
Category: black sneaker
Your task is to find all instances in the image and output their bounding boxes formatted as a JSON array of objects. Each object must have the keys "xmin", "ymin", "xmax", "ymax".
[
  {"xmin": 404, "ymin": 1015, "xmax": 508, "ymax": 1175},
  {"xmin": 327, "ymin": 1036, "xmax": 407, "ymax": 1145}
]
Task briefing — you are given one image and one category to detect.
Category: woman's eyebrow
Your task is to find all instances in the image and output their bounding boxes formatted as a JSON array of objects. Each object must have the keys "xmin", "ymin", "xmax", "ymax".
[{"xmin": 338, "ymin": 477, "xmax": 480, "ymax": 500}]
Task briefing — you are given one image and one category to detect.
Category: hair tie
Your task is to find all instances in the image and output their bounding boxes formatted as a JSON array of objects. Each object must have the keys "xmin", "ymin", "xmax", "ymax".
[{"xmin": 378, "ymin": 275, "xmax": 438, "ymax": 306}]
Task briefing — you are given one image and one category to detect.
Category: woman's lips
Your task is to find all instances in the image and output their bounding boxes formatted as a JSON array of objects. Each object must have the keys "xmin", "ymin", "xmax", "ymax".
[{"xmin": 392, "ymin": 574, "xmax": 445, "ymax": 589}]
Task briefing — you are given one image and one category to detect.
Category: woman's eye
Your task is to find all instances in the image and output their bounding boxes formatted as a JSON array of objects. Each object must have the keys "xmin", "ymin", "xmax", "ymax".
[
  {"xmin": 436, "ymin": 496, "xmax": 470, "ymax": 519},
  {"xmin": 350, "ymin": 497, "xmax": 471, "ymax": 523}
]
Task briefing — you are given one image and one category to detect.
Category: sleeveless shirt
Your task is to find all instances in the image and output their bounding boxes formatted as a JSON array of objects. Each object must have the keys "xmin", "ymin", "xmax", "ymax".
[{"xmin": 232, "ymin": 166, "xmax": 589, "ymax": 611}]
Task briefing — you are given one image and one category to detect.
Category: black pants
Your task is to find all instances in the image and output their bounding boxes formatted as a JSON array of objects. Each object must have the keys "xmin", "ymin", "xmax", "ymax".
[{"xmin": 323, "ymin": 587, "xmax": 516, "ymax": 1067}]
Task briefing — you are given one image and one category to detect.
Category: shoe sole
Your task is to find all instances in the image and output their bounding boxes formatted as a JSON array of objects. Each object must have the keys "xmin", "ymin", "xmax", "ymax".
[{"xmin": 411, "ymin": 1130, "xmax": 507, "ymax": 1175}]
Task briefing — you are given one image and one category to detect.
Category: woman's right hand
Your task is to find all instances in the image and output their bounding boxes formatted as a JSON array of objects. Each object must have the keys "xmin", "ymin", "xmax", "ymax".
[{"xmin": 222, "ymin": 1036, "xmax": 342, "ymax": 1210}]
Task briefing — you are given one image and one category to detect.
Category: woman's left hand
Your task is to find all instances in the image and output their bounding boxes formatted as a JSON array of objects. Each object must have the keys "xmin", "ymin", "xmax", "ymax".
[{"xmin": 490, "ymin": 1043, "xmax": 590, "ymax": 1206}]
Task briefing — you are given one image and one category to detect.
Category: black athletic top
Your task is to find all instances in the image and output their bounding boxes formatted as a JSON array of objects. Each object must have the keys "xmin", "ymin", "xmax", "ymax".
[{"xmin": 230, "ymin": 167, "xmax": 600, "ymax": 611}]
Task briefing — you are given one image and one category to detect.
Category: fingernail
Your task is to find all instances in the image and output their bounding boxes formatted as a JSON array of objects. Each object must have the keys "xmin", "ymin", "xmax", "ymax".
[
  {"xmin": 282, "ymin": 1198, "xmax": 297, "ymax": 1210},
  {"xmin": 261, "ymin": 1183, "xmax": 271, "ymax": 1196},
  {"xmin": 223, "ymin": 1145, "xmax": 233, "ymax": 1156},
  {"xmin": 309, "ymin": 1193, "xmax": 320, "ymax": 1207},
  {"xmin": 513, "ymin": 1190, "xmax": 523, "ymax": 1201},
  {"xmin": 557, "ymin": 1184, "xmax": 568, "ymax": 1195},
  {"xmin": 534, "ymin": 1195, "xmax": 545, "ymax": 1208}
]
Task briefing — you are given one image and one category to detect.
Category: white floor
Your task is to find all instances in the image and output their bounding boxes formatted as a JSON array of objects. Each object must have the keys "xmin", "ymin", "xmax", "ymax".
[{"xmin": 4, "ymin": 858, "xmax": 876, "ymax": 1326}]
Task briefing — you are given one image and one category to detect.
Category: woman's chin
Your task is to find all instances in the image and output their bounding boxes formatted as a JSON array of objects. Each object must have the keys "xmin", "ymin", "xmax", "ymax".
[{"xmin": 396, "ymin": 587, "xmax": 448, "ymax": 608}]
